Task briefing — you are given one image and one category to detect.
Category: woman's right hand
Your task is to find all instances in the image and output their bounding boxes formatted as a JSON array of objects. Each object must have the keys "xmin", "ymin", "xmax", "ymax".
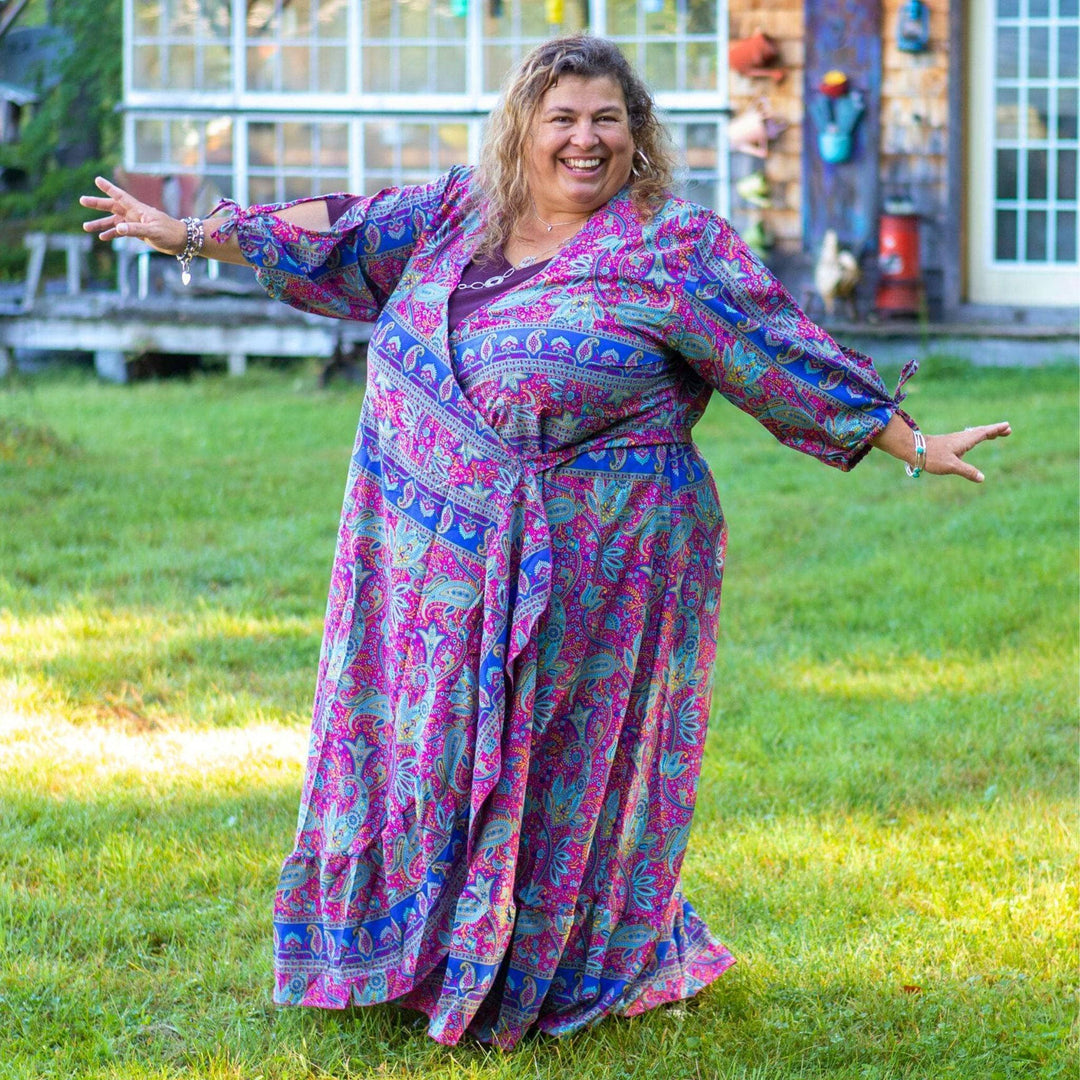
[{"xmin": 80, "ymin": 176, "xmax": 187, "ymax": 255}]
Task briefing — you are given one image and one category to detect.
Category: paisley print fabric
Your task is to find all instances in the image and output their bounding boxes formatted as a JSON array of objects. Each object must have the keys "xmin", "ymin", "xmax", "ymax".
[{"xmin": 223, "ymin": 167, "xmax": 914, "ymax": 1047}]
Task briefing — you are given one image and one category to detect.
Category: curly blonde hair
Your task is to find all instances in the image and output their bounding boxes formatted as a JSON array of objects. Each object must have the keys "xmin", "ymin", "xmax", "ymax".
[{"xmin": 473, "ymin": 35, "xmax": 674, "ymax": 259}]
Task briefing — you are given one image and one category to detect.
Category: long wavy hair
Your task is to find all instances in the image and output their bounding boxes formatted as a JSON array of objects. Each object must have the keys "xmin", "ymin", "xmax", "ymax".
[{"xmin": 473, "ymin": 35, "xmax": 674, "ymax": 259}]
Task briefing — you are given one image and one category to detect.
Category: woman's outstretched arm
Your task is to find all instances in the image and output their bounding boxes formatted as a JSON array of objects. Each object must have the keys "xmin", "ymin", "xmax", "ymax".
[{"xmin": 80, "ymin": 176, "xmax": 331, "ymax": 265}]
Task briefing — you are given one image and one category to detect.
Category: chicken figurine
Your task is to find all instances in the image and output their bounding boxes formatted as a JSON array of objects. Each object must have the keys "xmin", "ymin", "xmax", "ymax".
[{"xmin": 814, "ymin": 229, "xmax": 861, "ymax": 318}]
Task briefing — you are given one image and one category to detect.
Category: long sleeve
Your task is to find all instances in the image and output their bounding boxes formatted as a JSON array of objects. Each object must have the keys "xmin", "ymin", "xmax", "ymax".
[
  {"xmin": 665, "ymin": 210, "xmax": 915, "ymax": 471},
  {"xmin": 211, "ymin": 165, "xmax": 473, "ymax": 322}
]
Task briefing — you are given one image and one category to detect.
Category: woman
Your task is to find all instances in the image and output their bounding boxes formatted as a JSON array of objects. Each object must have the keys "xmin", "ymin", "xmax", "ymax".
[{"xmin": 82, "ymin": 36, "xmax": 1009, "ymax": 1048}]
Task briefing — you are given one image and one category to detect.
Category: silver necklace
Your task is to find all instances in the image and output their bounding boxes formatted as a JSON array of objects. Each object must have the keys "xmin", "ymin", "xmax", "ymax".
[
  {"xmin": 454, "ymin": 254, "xmax": 544, "ymax": 292},
  {"xmin": 532, "ymin": 201, "xmax": 590, "ymax": 232}
]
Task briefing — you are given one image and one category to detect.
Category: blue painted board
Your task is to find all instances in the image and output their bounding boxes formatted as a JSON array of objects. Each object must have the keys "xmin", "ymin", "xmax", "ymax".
[{"xmin": 802, "ymin": 1, "xmax": 882, "ymax": 255}]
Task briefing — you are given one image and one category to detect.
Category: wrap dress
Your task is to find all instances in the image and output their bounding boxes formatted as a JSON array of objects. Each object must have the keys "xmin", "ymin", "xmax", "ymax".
[{"xmin": 222, "ymin": 166, "xmax": 913, "ymax": 1047}]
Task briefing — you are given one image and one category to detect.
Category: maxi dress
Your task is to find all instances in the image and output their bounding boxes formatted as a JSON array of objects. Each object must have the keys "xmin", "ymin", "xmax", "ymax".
[{"xmin": 220, "ymin": 166, "xmax": 914, "ymax": 1048}]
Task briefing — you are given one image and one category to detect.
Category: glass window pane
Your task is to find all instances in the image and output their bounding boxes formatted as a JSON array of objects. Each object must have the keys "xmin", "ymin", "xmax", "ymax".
[
  {"xmin": 644, "ymin": 43, "xmax": 679, "ymax": 89},
  {"xmin": 282, "ymin": 123, "xmax": 314, "ymax": 167},
  {"xmin": 1061, "ymin": 0, "xmax": 1080, "ymax": 16},
  {"xmin": 435, "ymin": 47, "xmax": 468, "ymax": 93},
  {"xmin": 247, "ymin": 0, "xmax": 276, "ymax": 36},
  {"xmin": 319, "ymin": 0, "xmax": 348, "ymax": 37},
  {"xmin": 362, "ymin": 46, "xmax": 389, "ymax": 93},
  {"xmin": 436, "ymin": 124, "xmax": 469, "ymax": 167},
  {"xmin": 282, "ymin": 46, "xmax": 312, "ymax": 92},
  {"xmin": 133, "ymin": 45, "xmax": 162, "ymax": 89},
  {"xmin": 248, "ymin": 122, "xmax": 277, "ymax": 167},
  {"xmin": 203, "ymin": 45, "xmax": 231, "ymax": 90},
  {"xmin": 1028, "ymin": 88, "xmax": 1050, "ymax": 139},
  {"xmin": 168, "ymin": 43, "xmax": 196, "ymax": 90},
  {"xmin": 167, "ymin": 0, "xmax": 196, "ymax": 35},
  {"xmin": 135, "ymin": 0, "xmax": 162, "ymax": 35},
  {"xmin": 284, "ymin": 175, "xmax": 314, "ymax": 201},
  {"xmin": 687, "ymin": 0, "xmax": 717, "ymax": 34},
  {"xmin": 997, "ymin": 27, "xmax": 1020, "ymax": 78},
  {"xmin": 1059, "ymin": 88, "xmax": 1078, "ymax": 139},
  {"xmin": 1028, "ymin": 148, "xmax": 1048, "ymax": 198},
  {"xmin": 320, "ymin": 174, "xmax": 349, "ymax": 193},
  {"xmin": 1025, "ymin": 209, "xmax": 1048, "ymax": 259},
  {"xmin": 608, "ymin": 0, "xmax": 637, "ymax": 35},
  {"xmin": 134, "ymin": 119, "xmax": 165, "ymax": 163},
  {"xmin": 1060, "ymin": 27, "xmax": 1079, "ymax": 80},
  {"xmin": 1030, "ymin": 0, "xmax": 1050, "ymax": 14},
  {"xmin": 169, "ymin": 119, "xmax": 200, "ymax": 168},
  {"xmin": 645, "ymin": 3, "xmax": 677, "ymax": 36},
  {"xmin": 1055, "ymin": 210, "xmax": 1077, "ymax": 260},
  {"xmin": 362, "ymin": 0, "xmax": 390, "ymax": 36},
  {"xmin": 283, "ymin": 0, "xmax": 312, "ymax": 35},
  {"xmin": 997, "ymin": 0, "xmax": 1020, "ymax": 14},
  {"xmin": 996, "ymin": 87, "xmax": 1020, "ymax": 138},
  {"xmin": 686, "ymin": 41, "xmax": 718, "ymax": 92},
  {"xmin": 1029, "ymin": 27, "xmax": 1050, "ymax": 80},
  {"xmin": 397, "ymin": 46, "xmax": 428, "ymax": 91},
  {"xmin": 685, "ymin": 123, "xmax": 718, "ymax": 168},
  {"xmin": 997, "ymin": 148, "xmax": 1019, "ymax": 198},
  {"xmin": 205, "ymin": 118, "xmax": 233, "ymax": 165},
  {"xmin": 247, "ymin": 46, "xmax": 276, "ymax": 90},
  {"xmin": 996, "ymin": 209, "xmax": 1018, "ymax": 259},
  {"xmin": 248, "ymin": 176, "xmax": 278, "ymax": 204},
  {"xmin": 485, "ymin": 44, "xmax": 514, "ymax": 92},
  {"xmin": 317, "ymin": 46, "xmax": 347, "ymax": 92},
  {"xmin": 1058, "ymin": 149, "xmax": 1078, "ymax": 201},
  {"xmin": 318, "ymin": 123, "xmax": 349, "ymax": 169},
  {"xmin": 364, "ymin": 123, "xmax": 396, "ymax": 169}
]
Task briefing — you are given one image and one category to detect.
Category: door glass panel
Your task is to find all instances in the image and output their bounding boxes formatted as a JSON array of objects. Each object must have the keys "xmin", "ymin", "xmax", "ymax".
[
  {"xmin": 1029, "ymin": 27, "xmax": 1051, "ymax": 79},
  {"xmin": 996, "ymin": 87, "xmax": 1020, "ymax": 137},
  {"xmin": 1055, "ymin": 209, "xmax": 1077, "ymax": 258},
  {"xmin": 997, "ymin": 148, "xmax": 1020, "ymax": 197},
  {"xmin": 1025, "ymin": 209, "xmax": 1048, "ymax": 258},
  {"xmin": 997, "ymin": 27, "xmax": 1021, "ymax": 78},
  {"xmin": 1058, "ymin": 148, "xmax": 1078, "ymax": 199},
  {"xmin": 1028, "ymin": 148, "xmax": 1049, "ymax": 197},
  {"xmin": 995, "ymin": 209, "xmax": 1019, "ymax": 258}
]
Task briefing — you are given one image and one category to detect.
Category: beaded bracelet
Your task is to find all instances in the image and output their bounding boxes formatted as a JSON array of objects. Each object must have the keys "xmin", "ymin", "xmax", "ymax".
[
  {"xmin": 905, "ymin": 428, "xmax": 926, "ymax": 478},
  {"xmin": 176, "ymin": 216, "xmax": 205, "ymax": 286}
]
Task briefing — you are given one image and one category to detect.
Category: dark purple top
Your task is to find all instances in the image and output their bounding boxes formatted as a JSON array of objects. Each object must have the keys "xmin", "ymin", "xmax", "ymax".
[{"xmin": 326, "ymin": 195, "xmax": 550, "ymax": 332}]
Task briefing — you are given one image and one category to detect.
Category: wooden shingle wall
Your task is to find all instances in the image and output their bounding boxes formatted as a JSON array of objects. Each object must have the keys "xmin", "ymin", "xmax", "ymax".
[{"xmin": 727, "ymin": 0, "xmax": 952, "ymax": 308}]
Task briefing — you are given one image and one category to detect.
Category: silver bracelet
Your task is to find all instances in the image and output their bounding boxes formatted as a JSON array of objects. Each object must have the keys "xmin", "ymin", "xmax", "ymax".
[
  {"xmin": 176, "ymin": 216, "xmax": 205, "ymax": 286},
  {"xmin": 905, "ymin": 428, "xmax": 926, "ymax": 478}
]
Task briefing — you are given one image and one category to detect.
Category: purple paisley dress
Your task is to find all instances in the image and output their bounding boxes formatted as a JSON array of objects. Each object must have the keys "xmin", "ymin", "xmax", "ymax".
[{"xmin": 220, "ymin": 166, "xmax": 913, "ymax": 1047}]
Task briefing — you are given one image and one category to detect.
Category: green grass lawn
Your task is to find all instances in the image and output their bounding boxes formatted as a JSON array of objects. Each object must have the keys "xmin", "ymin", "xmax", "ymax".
[{"xmin": 0, "ymin": 361, "xmax": 1075, "ymax": 1080}]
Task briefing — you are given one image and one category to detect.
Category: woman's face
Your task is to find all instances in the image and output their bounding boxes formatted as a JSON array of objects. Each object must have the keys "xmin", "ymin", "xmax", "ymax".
[{"xmin": 524, "ymin": 74, "xmax": 635, "ymax": 222}]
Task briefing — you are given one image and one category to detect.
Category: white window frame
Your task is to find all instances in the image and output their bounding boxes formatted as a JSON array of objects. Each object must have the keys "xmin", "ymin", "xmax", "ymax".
[
  {"xmin": 123, "ymin": 0, "xmax": 730, "ymax": 216},
  {"xmin": 967, "ymin": 0, "xmax": 1079, "ymax": 305}
]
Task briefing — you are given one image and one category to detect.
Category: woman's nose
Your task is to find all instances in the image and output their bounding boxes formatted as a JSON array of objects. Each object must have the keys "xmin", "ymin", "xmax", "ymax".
[{"xmin": 569, "ymin": 122, "xmax": 600, "ymax": 148}]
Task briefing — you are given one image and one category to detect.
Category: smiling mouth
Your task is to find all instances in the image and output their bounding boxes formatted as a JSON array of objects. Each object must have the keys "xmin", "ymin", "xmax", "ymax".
[{"xmin": 562, "ymin": 158, "xmax": 604, "ymax": 172}]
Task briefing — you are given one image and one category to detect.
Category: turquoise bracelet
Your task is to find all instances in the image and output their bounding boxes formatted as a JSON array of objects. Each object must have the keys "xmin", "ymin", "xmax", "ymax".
[{"xmin": 905, "ymin": 428, "xmax": 926, "ymax": 478}]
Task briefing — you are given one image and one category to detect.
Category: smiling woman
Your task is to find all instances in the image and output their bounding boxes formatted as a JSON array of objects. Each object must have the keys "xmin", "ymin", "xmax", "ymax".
[{"xmin": 79, "ymin": 33, "xmax": 1010, "ymax": 1049}]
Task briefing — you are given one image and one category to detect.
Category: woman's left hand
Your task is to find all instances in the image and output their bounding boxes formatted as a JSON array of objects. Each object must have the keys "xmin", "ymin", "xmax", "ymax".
[
  {"xmin": 873, "ymin": 415, "xmax": 1012, "ymax": 482},
  {"xmin": 923, "ymin": 422, "xmax": 1012, "ymax": 483}
]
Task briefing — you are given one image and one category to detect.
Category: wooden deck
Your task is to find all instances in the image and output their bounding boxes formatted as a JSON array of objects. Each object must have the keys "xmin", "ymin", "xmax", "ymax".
[{"xmin": 0, "ymin": 283, "xmax": 372, "ymax": 381}]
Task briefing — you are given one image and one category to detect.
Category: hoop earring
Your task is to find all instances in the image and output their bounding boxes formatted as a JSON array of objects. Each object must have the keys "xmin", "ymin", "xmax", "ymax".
[{"xmin": 631, "ymin": 148, "xmax": 650, "ymax": 179}]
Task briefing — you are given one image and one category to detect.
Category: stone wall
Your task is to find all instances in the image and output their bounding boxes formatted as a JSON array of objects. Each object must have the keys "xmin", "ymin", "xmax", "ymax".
[{"xmin": 727, "ymin": 0, "xmax": 952, "ymax": 311}]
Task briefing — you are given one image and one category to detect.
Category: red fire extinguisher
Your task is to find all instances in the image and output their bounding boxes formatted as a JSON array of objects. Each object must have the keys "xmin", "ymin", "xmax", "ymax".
[{"xmin": 875, "ymin": 204, "xmax": 924, "ymax": 316}]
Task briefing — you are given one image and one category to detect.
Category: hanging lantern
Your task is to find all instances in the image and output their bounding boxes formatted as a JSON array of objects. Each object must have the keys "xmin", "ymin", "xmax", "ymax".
[{"xmin": 897, "ymin": 1, "xmax": 930, "ymax": 53}]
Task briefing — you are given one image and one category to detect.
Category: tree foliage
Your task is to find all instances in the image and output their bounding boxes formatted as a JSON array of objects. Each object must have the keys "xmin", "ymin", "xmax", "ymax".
[{"xmin": 0, "ymin": 0, "xmax": 122, "ymax": 275}]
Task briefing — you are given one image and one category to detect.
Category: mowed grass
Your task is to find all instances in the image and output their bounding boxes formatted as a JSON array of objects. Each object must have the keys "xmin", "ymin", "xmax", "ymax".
[{"xmin": 0, "ymin": 360, "xmax": 1075, "ymax": 1080}]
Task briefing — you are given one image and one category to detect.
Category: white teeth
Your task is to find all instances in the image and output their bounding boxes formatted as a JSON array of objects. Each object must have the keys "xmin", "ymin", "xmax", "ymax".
[{"xmin": 564, "ymin": 158, "xmax": 602, "ymax": 170}]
